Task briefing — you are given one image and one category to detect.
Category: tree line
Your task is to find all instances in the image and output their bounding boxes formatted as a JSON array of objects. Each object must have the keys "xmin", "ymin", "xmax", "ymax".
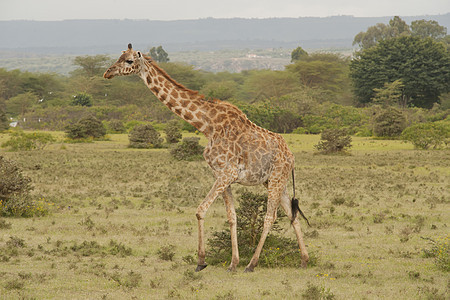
[{"xmin": 0, "ymin": 16, "xmax": 449, "ymax": 137}]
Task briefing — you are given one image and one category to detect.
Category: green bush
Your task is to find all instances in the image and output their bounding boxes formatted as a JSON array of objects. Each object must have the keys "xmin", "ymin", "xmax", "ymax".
[
  {"xmin": 170, "ymin": 137, "xmax": 204, "ymax": 161},
  {"xmin": 164, "ymin": 120, "xmax": 182, "ymax": 144},
  {"xmin": 372, "ymin": 107, "xmax": 407, "ymax": 137},
  {"xmin": 71, "ymin": 93, "xmax": 93, "ymax": 107},
  {"xmin": 128, "ymin": 124, "xmax": 163, "ymax": 148},
  {"xmin": 207, "ymin": 191, "xmax": 306, "ymax": 268},
  {"xmin": 0, "ymin": 156, "xmax": 32, "ymax": 203},
  {"xmin": 0, "ymin": 156, "xmax": 50, "ymax": 217},
  {"xmin": 402, "ymin": 121, "xmax": 449, "ymax": 149},
  {"xmin": 65, "ymin": 115, "xmax": 107, "ymax": 140},
  {"xmin": 1, "ymin": 131, "xmax": 55, "ymax": 151},
  {"xmin": 302, "ymin": 103, "xmax": 367, "ymax": 134},
  {"xmin": 422, "ymin": 236, "xmax": 449, "ymax": 272},
  {"xmin": 314, "ymin": 128, "xmax": 352, "ymax": 154}
]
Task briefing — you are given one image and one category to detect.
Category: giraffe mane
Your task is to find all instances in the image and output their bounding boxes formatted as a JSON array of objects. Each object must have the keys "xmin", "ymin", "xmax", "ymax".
[{"xmin": 144, "ymin": 56, "xmax": 202, "ymax": 98}]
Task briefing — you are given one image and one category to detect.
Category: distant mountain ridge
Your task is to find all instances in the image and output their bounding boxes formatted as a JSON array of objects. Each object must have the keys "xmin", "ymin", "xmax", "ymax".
[{"xmin": 0, "ymin": 14, "xmax": 449, "ymax": 54}]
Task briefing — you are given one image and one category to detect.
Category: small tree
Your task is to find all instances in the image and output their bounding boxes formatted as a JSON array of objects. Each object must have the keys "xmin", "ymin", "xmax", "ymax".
[
  {"xmin": 164, "ymin": 120, "xmax": 182, "ymax": 144},
  {"xmin": 372, "ymin": 80, "xmax": 405, "ymax": 107},
  {"xmin": 315, "ymin": 128, "xmax": 352, "ymax": 154},
  {"xmin": 128, "ymin": 124, "xmax": 163, "ymax": 148},
  {"xmin": 170, "ymin": 137, "xmax": 204, "ymax": 161},
  {"xmin": 65, "ymin": 115, "xmax": 106, "ymax": 140},
  {"xmin": 372, "ymin": 107, "xmax": 406, "ymax": 137},
  {"xmin": 149, "ymin": 46, "xmax": 170, "ymax": 63},
  {"xmin": 71, "ymin": 93, "xmax": 93, "ymax": 107},
  {"xmin": 291, "ymin": 46, "xmax": 308, "ymax": 62}
]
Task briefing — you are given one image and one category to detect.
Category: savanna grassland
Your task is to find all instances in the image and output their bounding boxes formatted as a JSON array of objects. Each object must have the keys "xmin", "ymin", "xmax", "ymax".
[{"xmin": 0, "ymin": 132, "xmax": 449, "ymax": 299}]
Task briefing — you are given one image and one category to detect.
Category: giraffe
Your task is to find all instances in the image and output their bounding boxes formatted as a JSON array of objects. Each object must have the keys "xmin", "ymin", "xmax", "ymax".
[{"xmin": 103, "ymin": 44, "xmax": 309, "ymax": 272}]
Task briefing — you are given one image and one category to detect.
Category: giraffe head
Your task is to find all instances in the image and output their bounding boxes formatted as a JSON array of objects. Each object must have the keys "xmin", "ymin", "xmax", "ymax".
[{"xmin": 103, "ymin": 43, "xmax": 148, "ymax": 79}]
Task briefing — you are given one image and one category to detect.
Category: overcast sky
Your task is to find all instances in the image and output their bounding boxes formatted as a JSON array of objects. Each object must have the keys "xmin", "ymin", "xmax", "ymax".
[{"xmin": 0, "ymin": 0, "xmax": 449, "ymax": 21}]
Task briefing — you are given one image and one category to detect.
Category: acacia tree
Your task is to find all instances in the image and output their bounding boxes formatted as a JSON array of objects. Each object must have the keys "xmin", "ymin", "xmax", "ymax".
[
  {"xmin": 72, "ymin": 55, "xmax": 111, "ymax": 77},
  {"xmin": 286, "ymin": 53, "xmax": 350, "ymax": 93},
  {"xmin": 149, "ymin": 46, "xmax": 170, "ymax": 63},
  {"xmin": 350, "ymin": 36, "xmax": 450, "ymax": 108},
  {"xmin": 353, "ymin": 16, "xmax": 410, "ymax": 49},
  {"xmin": 411, "ymin": 20, "xmax": 447, "ymax": 40},
  {"xmin": 291, "ymin": 46, "xmax": 308, "ymax": 62}
]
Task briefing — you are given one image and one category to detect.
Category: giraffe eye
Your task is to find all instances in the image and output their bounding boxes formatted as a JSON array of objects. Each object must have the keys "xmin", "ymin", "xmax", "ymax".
[{"xmin": 126, "ymin": 60, "xmax": 134, "ymax": 64}]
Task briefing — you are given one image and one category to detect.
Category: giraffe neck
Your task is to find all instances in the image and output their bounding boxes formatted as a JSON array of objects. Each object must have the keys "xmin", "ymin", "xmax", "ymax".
[{"xmin": 139, "ymin": 60, "xmax": 212, "ymax": 136}]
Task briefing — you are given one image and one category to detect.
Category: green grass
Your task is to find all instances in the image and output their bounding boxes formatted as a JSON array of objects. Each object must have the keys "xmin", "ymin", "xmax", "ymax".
[{"xmin": 0, "ymin": 131, "xmax": 448, "ymax": 299}]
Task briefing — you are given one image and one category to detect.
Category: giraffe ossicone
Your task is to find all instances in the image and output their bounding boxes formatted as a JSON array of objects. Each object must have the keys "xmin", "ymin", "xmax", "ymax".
[{"xmin": 104, "ymin": 44, "xmax": 309, "ymax": 272}]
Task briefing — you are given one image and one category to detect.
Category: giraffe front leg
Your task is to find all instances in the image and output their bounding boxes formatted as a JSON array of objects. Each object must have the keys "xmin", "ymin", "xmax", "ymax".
[
  {"xmin": 195, "ymin": 178, "xmax": 232, "ymax": 272},
  {"xmin": 223, "ymin": 186, "xmax": 239, "ymax": 272}
]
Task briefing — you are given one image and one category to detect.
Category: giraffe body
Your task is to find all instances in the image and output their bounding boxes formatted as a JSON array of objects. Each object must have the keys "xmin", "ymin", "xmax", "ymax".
[{"xmin": 104, "ymin": 44, "xmax": 309, "ymax": 272}]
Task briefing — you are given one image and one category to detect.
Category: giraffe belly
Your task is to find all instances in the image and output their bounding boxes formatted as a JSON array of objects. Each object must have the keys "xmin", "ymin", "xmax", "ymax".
[{"xmin": 235, "ymin": 152, "xmax": 274, "ymax": 186}]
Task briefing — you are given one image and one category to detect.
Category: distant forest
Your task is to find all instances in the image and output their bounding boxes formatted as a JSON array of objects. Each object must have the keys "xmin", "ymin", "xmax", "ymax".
[{"xmin": 1, "ymin": 14, "xmax": 449, "ymax": 54}]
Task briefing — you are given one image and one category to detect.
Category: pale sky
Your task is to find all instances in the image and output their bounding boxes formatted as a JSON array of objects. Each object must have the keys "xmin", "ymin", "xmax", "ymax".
[{"xmin": 0, "ymin": 0, "xmax": 449, "ymax": 21}]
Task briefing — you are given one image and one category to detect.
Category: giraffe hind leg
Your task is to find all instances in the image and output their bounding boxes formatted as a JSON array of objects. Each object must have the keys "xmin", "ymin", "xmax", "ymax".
[
  {"xmin": 244, "ymin": 177, "xmax": 285, "ymax": 272},
  {"xmin": 281, "ymin": 192, "xmax": 309, "ymax": 267}
]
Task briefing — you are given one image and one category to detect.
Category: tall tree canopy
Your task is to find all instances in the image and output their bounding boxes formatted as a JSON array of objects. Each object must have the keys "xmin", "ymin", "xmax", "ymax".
[
  {"xmin": 149, "ymin": 46, "xmax": 170, "ymax": 63},
  {"xmin": 72, "ymin": 55, "xmax": 111, "ymax": 77},
  {"xmin": 350, "ymin": 36, "xmax": 450, "ymax": 108},
  {"xmin": 410, "ymin": 19, "xmax": 447, "ymax": 40},
  {"xmin": 353, "ymin": 16, "xmax": 448, "ymax": 50}
]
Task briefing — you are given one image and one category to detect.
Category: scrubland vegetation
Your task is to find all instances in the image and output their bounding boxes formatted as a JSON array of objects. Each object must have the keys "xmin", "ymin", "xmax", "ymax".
[
  {"xmin": 0, "ymin": 132, "xmax": 449, "ymax": 299},
  {"xmin": 0, "ymin": 16, "xmax": 449, "ymax": 299}
]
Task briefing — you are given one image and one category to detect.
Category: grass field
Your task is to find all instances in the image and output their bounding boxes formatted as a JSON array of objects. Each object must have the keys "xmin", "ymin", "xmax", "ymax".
[{"xmin": 0, "ymin": 132, "xmax": 449, "ymax": 299}]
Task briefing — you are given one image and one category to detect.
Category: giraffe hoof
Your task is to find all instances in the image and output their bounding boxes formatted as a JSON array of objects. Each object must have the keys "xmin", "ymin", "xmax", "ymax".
[
  {"xmin": 227, "ymin": 267, "xmax": 237, "ymax": 272},
  {"xmin": 243, "ymin": 267, "xmax": 254, "ymax": 273},
  {"xmin": 195, "ymin": 264, "xmax": 207, "ymax": 272}
]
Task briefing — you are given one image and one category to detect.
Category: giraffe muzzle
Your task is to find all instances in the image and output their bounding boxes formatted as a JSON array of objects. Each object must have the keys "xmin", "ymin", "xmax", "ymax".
[{"xmin": 103, "ymin": 68, "xmax": 115, "ymax": 79}]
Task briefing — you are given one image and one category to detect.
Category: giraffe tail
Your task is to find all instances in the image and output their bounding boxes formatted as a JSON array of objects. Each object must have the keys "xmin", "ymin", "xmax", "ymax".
[
  {"xmin": 291, "ymin": 198, "xmax": 311, "ymax": 227},
  {"xmin": 291, "ymin": 170, "xmax": 311, "ymax": 227}
]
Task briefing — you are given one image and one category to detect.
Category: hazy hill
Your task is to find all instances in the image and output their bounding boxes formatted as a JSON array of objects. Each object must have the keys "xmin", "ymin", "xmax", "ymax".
[{"xmin": 1, "ymin": 14, "xmax": 449, "ymax": 54}]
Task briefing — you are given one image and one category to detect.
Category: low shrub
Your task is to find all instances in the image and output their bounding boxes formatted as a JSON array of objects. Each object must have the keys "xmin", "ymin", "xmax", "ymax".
[
  {"xmin": 301, "ymin": 282, "xmax": 335, "ymax": 300},
  {"xmin": 0, "ymin": 156, "xmax": 51, "ymax": 217},
  {"xmin": 65, "ymin": 115, "xmax": 106, "ymax": 140},
  {"xmin": 164, "ymin": 120, "xmax": 182, "ymax": 144},
  {"xmin": 157, "ymin": 244, "xmax": 176, "ymax": 261},
  {"xmin": 0, "ymin": 156, "xmax": 32, "ymax": 203},
  {"xmin": 314, "ymin": 128, "xmax": 352, "ymax": 154},
  {"xmin": 401, "ymin": 121, "xmax": 449, "ymax": 149},
  {"xmin": 207, "ymin": 191, "xmax": 306, "ymax": 268},
  {"xmin": 170, "ymin": 137, "xmax": 204, "ymax": 161},
  {"xmin": 128, "ymin": 124, "xmax": 163, "ymax": 148},
  {"xmin": 1, "ymin": 131, "xmax": 55, "ymax": 151},
  {"xmin": 422, "ymin": 236, "xmax": 449, "ymax": 272}
]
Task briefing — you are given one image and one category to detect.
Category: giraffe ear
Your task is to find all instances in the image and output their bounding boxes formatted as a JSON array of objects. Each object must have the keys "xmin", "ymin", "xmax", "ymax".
[{"xmin": 137, "ymin": 51, "xmax": 142, "ymax": 58}]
